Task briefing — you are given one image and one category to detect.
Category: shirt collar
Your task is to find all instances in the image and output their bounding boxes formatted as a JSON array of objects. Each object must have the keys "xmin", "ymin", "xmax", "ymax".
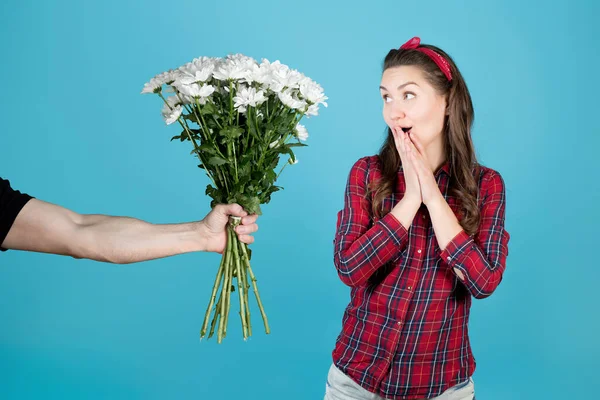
[{"xmin": 435, "ymin": 161, "xmax": 451, "ymax": 178}]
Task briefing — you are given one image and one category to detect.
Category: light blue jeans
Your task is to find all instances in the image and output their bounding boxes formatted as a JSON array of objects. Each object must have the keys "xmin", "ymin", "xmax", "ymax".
[{"xmin": 324, "ymin": 363, "xmax": 475, "ymax": 400}]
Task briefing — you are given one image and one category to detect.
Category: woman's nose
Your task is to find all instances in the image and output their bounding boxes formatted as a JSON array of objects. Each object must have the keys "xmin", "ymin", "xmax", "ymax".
[{"xmin": 390, "ymin": 104, "xmax": 406, "ymax": 121}]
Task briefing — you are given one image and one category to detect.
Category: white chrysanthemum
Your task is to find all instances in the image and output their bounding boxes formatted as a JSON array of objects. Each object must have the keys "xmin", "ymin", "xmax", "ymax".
[
  {"xmin": 305, "ymin": 104, "xmax": 320, "ymax": 117},
  {"xmin": 299, "ymin": 78, "xmax": 328, "ymax": 106},
  {"xmin": 142, "ymin": 77, "xmax": 162, "ymax": 94},
  {"xmin": 249, "ymin": 60, "xmax": 274, "ymax": 86},
  {"xmin": 295, "ymin": 123, "xmax": 309, "ymax": 141},
  {"xmin": 192, "ymin": 56, "xmax": 218, "ymax": 69},
  {"xmin": 176, "ymin": 94, "xmax": 195, "ymax": 105},
  {"xmin": 233, "ymin": 87, "xmax": 267, "ymax": 113},
  {"xmin": 162, "ymin": 95, "xmax": 184, "ymax": 109},
  {"xmin": 198, "ymin": 85, "xmax": 215, "ymax": 98},
  {"xmin": 178, "ymin": 63, "xmax": 215, "ymax": 84},
  {"xmin": 278, "ymin": 90, "xmax": 306, "ymax": 110},
  {"xmin": 213, "ymin": 55, "xmax": 257, "ymax": 82},
  {"xmin": 285, "ymin": 70, "xmax": 304, "ymax": 89},
  {"xmin": 166, "ymin": 95, "xmax": 179, "ymax": 107},
  {"xmin": 176, "ymin": 82, "xmax": 201, "ymax": 97},
  {"xmin": 164, "ymin": 70, "xmax": 177, "ymax": 84},
  {"xmin": 257, "ymin": 59, "xmax": 300, "ymax": 91},
  {"xmin": 161, "ymin": 100, "xmax": 183, "ymax": 125},
  {"xmin": 269, "ymin": 139, "xmax": 279, "ymax": 149},
  {"xmin": 176, "ymin": 82, "xmax": 216, "ymax": 99},
  {"xmin": 226, "ymin": 53, "xmax": 256, "ymax": 64},
  {"xmin": 141, "ymin": 70, "xmax": 176, "ymax": 94},
  {"xmin": 265, "ymin": 61, "xmax": 290, "ymax": 92},
  {"xmin": 270, "ymin": 61, "xmax": 290, "ymax": 80}
]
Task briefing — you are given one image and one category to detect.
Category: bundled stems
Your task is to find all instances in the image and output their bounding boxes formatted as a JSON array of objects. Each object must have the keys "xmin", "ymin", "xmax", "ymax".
[{"xmin": 200, "ymin": 216, "xmax": 270, "ymax": 343}]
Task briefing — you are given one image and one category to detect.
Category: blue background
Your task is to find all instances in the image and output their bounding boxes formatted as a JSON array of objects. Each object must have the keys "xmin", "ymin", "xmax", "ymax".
[{"xmin": 0, "ymin": 0, "xmax": 598, "ymax": 398}]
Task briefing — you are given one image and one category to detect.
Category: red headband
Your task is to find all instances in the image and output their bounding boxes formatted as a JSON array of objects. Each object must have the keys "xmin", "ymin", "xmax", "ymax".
[{"xmin": 400, "ymin": 37, "xmax": 452, "ymax": 81}]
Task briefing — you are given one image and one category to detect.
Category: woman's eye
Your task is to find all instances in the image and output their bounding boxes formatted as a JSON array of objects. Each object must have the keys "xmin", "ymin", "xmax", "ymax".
[
  {"xmin": 383, "ymin": 95, "xmax": 392, "ymax": 103},
  {"xmin": 404, "ymin": 92, "xmax": 416, "ymax": 100}
]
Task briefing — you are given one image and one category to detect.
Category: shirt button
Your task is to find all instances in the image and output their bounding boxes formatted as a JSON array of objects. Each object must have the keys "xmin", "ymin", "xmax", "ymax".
[
  {"xmin": 417, "ymin": 249, "xmax": 422, "ymax": 254},
  {"xmin": 397, "ymin": 321, "xmax": 402, "ymax": 326},
  {"xmin": 446, "ymin": 256, "xmax": 451, "ymax": 261},
  {"xmin": 407, "ymin": 286, "xmax": 412, "ymax": 290}
]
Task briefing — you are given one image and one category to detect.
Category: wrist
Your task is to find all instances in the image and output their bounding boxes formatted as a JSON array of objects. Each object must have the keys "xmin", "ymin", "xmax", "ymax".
[
  {"xmin": 192, "ymin": 221, "xmax": 209, "ymax": 252},
  {"xmin": 391, "ymin": 196, "xmax": 421, "ymax": 230},
  {"xmin": 425, "ymin": 192, "xmax": 445, "ymax": 210},
  {"xmin": 399, "ymin": 195, "xmax": 421, "ymax": 210}
]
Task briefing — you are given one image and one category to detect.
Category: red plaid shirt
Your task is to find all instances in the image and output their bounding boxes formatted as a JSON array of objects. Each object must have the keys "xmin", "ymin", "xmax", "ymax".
[{"xmin": 331, "ymin": 155, "xmax": 510, "ymax": 399}]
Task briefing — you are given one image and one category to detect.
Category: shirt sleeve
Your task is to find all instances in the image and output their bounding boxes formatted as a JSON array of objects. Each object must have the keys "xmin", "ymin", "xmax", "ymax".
[
  {"xmin": 1, "ymin": 177, "xmax": 33, "ymax": 251},
  {"xmin": 439, "ymin": 170, "xmax": 510, "ymax": 299},
  {"xmin": 333, "ymin": 157, "xmax": 409, "ymax": 287}
]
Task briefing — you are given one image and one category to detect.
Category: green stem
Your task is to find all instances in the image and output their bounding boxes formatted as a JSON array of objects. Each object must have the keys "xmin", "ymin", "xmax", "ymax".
[
  {"xmin": 217, "ymin": 234, "xmax": 233, "ymax": 343},
  {"xmin": 195, "ymin": 99, "xmax": 227, "ymax": 159},
  {"xmin": 254, "ymin": 107, "xmax": 261, "ymax": 142},
  {"xmin": 212, "ymin": 114, "xmax": 223, "ymax": 130},
  {"xmin": 276, "ymin": 161, "xmax": 289, "ymax": 181},
  {"xmin": 218, "ymin": 167, "xmax": 230, "ymax": 196},
  {"xmin": 200, "ymin": 240, "xmax": 227, "ymax": 339},
  {"xmin": 222, "ymin": 228, "xmax": 235, "ymax": 339},
  {"xmin": 158, "ymin": 92, "xmax": 218, "ymax": 190},
  {"xmin": 229, "ymin": 81, "xmax": 234, "ymax": 125},
  {"xmin": 208, "ymin": 295, "xmax": 221, "ymax": 339},
  {"xmin": 239, "ymin": 239, "xmax": 252, "ymax": 337},
  {"xmin": 231, "ymin": 140, "xmax": 239, "ymax": 184},
  {"xmin": 230, "ymin": 218, "xmax": 248, "ymax": 339},
  {"xmin": 239, "ymin": 243, "xmax": 270, "ymax": 334},
  {"xmin": 193, "ymin": 99, "xmax": 229, "ymax": 193},
  {"xmin": 266, "ymin": 97, "xmax": 269, "ymax": 119}
]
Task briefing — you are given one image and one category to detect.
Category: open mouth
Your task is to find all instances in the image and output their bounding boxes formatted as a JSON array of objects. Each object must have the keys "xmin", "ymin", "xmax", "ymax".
[{"xmin": 401, "ymin": 127, "xmax": 412, "ymax": 134}]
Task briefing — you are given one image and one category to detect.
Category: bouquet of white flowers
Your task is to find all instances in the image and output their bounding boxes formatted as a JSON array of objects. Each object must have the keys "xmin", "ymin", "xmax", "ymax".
[{"xmin": 142, "ymin": 54, "xmax": 327, "ymax": 343}]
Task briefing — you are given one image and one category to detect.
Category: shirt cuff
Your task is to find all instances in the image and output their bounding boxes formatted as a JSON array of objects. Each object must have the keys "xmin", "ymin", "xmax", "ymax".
[
  {"xmin": 439, "ymin": 230, "xmax": 473, "ymax": 269},
  {"xmin": 377, "ymin": 212, "xmax": 409, "ymax": 247}
]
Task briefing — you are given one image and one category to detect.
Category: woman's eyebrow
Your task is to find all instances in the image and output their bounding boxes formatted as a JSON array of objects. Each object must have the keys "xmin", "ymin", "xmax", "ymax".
[{"xmin": 379, "ymin": 81, "xmax": 419, "ymax": 91}]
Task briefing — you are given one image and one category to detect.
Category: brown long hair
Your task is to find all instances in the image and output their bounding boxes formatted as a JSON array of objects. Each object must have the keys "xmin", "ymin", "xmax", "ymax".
[{"xmin": 370, "ymin": 42, "xmax": 480, "ymax": 235}]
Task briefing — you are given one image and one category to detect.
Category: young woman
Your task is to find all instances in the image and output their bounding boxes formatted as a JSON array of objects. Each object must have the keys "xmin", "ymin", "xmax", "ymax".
[{"xmin": 325, "ymin": 37, "xmax": 510, "ymax": 400}]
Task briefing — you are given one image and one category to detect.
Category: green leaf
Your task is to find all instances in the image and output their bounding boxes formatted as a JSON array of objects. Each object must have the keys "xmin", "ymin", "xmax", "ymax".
[
  {"xmin": 237, "ymin": 162, "xmax": 251, "ymax": 180},
  {"xmin": 218, "ymin": 125, "xmax": 245, "ymax": 145},
  {"xmin": 279, "ymin": 146, "xmax": 296, "ymax": 161},
  {"xmin": 205, "ymin": 185, "xmax": 225, "ymax": 203},
  {"xmin": 265, "ymin": 170, "xmax": 276, "ymax": 183},
  {"xmin": 200, "ymin": 101, "xmax": 217, "ymax": 115},
  {"xmin": 178, "ymin": 129, "xmax": 199, "ymax": 142},
  {"xmin": 231, "ymin": 195, "xmax": 261, "ymax": 215},
  {"xmin": 198, "ymin": 143, "xmax": 217, "ymax": 154},
  {"xmin": 208, "ymin": 156, "xmax": 228, "ymax": 166},
  {"xmin": 183, "ymin": 113, "xmax": 200, "ymax": 124}
]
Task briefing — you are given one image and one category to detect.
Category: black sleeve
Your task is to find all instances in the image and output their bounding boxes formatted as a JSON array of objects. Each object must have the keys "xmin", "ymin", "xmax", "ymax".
[{"xmin": 1, "ymin": 177, "xmax": 34, "ymax": 251}]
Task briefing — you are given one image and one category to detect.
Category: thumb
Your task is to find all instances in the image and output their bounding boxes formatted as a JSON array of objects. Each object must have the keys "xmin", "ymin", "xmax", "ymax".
[{"xmin": 218, "ymin": 203, "xmax": 248, "ymax": 218}]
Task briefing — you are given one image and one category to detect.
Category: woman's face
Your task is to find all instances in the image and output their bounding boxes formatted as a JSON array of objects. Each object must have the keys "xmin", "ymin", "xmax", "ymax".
[{"xmin": 380, "ymin": 65, "xmax": 447, "ymax": 149}]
